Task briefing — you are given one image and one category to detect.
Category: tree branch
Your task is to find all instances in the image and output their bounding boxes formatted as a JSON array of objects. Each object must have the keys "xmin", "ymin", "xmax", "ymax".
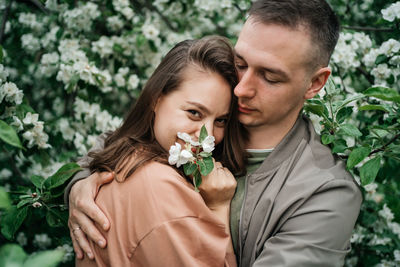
[
  {"xmin": 342, "ymin": 25, "xmax": 396, "ymax": 32},
  {"xmin": 29, "ymin": 0, "xmax": 48, "ymax": 13},
  {"xmin": 0, "ymin": 0, "xmax": 13, "ymax": 44},
  {"xmin": 369, "ymin": 133, "xmax": 400, "ymax": 156},
  {"xmin": 356, "ymin": 66, "xmax": 374, "ymax": 85},
  {"xmin": 132, "ymin": 0, "xmax": 178, "ymax": 32}
]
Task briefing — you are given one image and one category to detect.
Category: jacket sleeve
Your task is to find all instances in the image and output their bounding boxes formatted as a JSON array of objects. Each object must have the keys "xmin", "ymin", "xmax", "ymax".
[
  {"xmin": 253, "ymin": 179, "xmax": 362, "ymax": 267},
  {"xmin": 131, "ymin": 217, "xmax": 237, "ymax": 267},
  {"xmin": 63, "ymin": 133, "xmax": 107, "ymax": 205}
]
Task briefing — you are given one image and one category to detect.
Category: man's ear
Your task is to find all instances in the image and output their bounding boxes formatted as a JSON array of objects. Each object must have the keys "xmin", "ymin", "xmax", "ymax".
[{"xmin": 304, "ymin": 67, "xmax": 331, "ymax": 100}]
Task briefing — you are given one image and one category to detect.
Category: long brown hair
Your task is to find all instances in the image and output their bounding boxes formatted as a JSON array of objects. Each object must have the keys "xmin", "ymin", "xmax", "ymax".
[{"xmin": 89, "ymin": 36, "xmax": 247, "ymax": 182}]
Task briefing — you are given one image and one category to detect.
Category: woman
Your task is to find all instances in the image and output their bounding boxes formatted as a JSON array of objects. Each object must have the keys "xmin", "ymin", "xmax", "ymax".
[{"xmin": 76, "ymin": 36, "xmax": 246, "ymax": 266}]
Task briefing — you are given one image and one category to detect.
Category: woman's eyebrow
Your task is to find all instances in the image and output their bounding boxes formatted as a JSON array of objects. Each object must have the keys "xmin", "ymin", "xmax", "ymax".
[{"xmin": 186, "ymin": 101, "xmax": 210, "ymax": 114}]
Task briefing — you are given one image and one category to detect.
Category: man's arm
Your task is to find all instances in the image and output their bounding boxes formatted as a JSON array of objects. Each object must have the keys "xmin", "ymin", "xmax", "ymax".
[
  {"xmin": 253, "ymin": 179, "xmax": 362, "ymax": 267},
  {"xmin": 64, "ymin": 133, "xmax": 108, "ymax": 205},
  {"xmin": 65, "ymin": 133, "xmax": 114, "ymax": 260}
]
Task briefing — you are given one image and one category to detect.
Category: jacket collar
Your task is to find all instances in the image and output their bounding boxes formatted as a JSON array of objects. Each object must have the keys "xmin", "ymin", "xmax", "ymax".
[{"xmin": 252, "ymin": 114, "xmax": 310, "ymax": 175}]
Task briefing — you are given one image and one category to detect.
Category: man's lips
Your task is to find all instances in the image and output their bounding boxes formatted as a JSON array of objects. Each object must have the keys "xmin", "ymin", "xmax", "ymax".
[{"xmin": 238, "ymin": 104, "xmax": 255, "ymax": 114}]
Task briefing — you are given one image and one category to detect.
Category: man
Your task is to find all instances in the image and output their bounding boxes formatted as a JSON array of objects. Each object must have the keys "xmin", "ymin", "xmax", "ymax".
[{"xmin": 66, "ymin": 0, "xmax": 362, "ymax": 266}]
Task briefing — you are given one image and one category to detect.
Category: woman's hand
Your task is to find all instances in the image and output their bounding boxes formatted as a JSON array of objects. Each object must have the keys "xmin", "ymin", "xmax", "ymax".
[
  {"xmin": 68, "ymin": 172, "xmax": 114, "ymax": 259},
  {"xmin": 198, "ymin": 160, "xmax": 237, "ymax": 210}
]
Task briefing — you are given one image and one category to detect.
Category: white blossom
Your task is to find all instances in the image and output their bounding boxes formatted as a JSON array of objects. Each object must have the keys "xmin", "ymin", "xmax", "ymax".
[
  {"xmin": 63, "ymin": 2, "xmax": 100, "ymax": 32},
  {"xmin": 379, "ymin": 39, "xmax": 400, "ymax": 56},
  {"xmin": 0, "ymin": 82, "xmax": 24, "ymax": 105},
  {"xmin": 381, "ymin": 2, "xmax": 400, "ymax": 22},
  {"xmin": 0, "ymin": 64, "xmax": 9, "ymax": 84},
  {"xmin": 142, "ymin": 23, "xmax": 160, "ymax": 40},
  {"xmin": 168, "ymin": 142, "xmax": 194, "ymax": 167},
  {"xmin": 0, "ymin": 168, "xmax": 12, "ymax": 180},
  {"xmin": 201, "ymin": 135, "xmax": 215, "ymax": 153},
  {"xmin": 16, "ymin": 232, "xmax": 28, "ymax": 247},
  {"xmin": 11, "ymin": 116, "xmax": 23, "ymax": 132},
  {"xmin": 177, "ymin": 132, "xmax": 192, "ymax": 143},
  {"xmin": 33, "ymin": 233, "xmax": 52, "ymax": 249},
  {"xmin": 21, "ymin": 34, "xmax": 41, "ymax": 53},
  {"xmin": 23, "ymin": 112, "xmax": 39, "ymax": 125},
  {"xmin": 107, "ymin": 15, "xmax": 124, "ymax": 32},
  {"xmin": 127, "ymin": 74, "xmax": 140, "ymax": 90},
  {"xmin": 371, "ymin": 64, "xmax": 392, "ymax": 83},
  {"xmin": 379, "ymin": 204, "xmax": 394, "ymax": 222},
  {"xmin": 58, "ymin": 118, "xmax": 74, "ymax": 141}
]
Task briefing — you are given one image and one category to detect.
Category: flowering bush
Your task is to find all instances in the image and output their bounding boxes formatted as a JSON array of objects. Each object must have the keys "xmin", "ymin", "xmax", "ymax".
[{"xmin": 0, "ymin": 0, "xmax": 399, "ymax": 266}]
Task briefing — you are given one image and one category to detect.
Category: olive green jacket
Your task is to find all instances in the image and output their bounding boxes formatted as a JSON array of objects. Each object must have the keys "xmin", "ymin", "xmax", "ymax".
[{"xmin": 236, "ymin": 115, "xmax": 362, "ymax": 267}]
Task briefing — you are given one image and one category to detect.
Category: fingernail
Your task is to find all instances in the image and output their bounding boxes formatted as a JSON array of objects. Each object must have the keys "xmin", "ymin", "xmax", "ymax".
[
  {"xmin": 87, "ymin": 252, "xmax": 93, "ymax": 259},
  {"xmin": 98, "ymin": 240, "xmax": 105, "ymax": 247},
  {"xmin": 103, "ymin": 223, "xmax": 108, "ymax": 230}
]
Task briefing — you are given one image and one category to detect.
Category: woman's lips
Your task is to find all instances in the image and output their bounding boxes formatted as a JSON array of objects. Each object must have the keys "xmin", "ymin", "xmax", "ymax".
[{"xmin": 238, "ymin": 105, "xmax": 255, "ymax": 114}]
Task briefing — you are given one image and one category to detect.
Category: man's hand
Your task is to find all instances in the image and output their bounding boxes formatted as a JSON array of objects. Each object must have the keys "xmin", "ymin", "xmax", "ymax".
[
  {"xmin": 199, "ymin": 161, "xmax": 237, "ymax": 210},
  {"xmin": 68, "ymin": 172, "xmax": 114, "ymax": 260}
]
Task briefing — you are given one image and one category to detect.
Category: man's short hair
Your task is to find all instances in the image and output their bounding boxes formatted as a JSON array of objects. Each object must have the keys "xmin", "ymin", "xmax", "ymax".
[{"xmin": 249, "ymin": 0, "xmax": 340, "ymax": 68}]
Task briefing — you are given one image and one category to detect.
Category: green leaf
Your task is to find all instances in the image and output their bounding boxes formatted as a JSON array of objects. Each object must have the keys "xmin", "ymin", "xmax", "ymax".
[
  {"xmin": 336, "ymin": 94, "xmax": 364, "ymax": 111},
  {"xmin": 0, "ymin": 120, "xmax": 23, "ymax": 149},
  {"xmin": 321, "ymin": 134, "xmax": 335, "ymax": 145},
  {"xmin": 43, "ymin": 163, "xmax": 82, "ymax": 189},
  {"xmin": 17, "ymin": 198, "xmax": 32, "ymax": 209},
  {"xmin": 340, "ymin": 124, "xmax": 362, "ymax": 137},
  {"xmin": 336, "ymin": 106, "xmax": 353, "ymax": 124},
  {"xmin": 359, "ymin": 105, "xmax": 390, "ymax": 112},
  {"xmin": 304, "ymin": 104, "xmax": 325, "ymax": 117},
  {"xmin": 0, "ymin": 206, "xmax": 28, "ymax": 240},
  {"xmin": 198, "ymin": 157, "xmax": 214, "ymax": 176},
  {"xmin": 375, "ymin": 54, "xmax": 387, "ymax": 65},
  {"xmin": 347, "ymin": 147, "xmax": 371, "ymax": 169},
  {"xmin": 183, "ymin": 162, "xmax": 197, "ymax": 176},
  {"xmin": 360, "ymin": 156, "xmax": 381, "ymax": 185},
  {"xmin": 199, "ymin": 125, "xmax": 208, "ymax": 143},
  {"xmin": 0, "ymin": 187, "xmax": 11, "ymax": 209},
  {"xmin": 46, "ymin": 209, "xmax": 68, "ymax": 227},
  {"xmin": 193, "ymin": 171, "xmax": 202, "ymax": 192},
  {"xmin": 23, "ymin": 249, "xmax": 64, "ymax": 267},
  {"xmin": 31, "ymin": 175, "xmax": 45, "ymax": 189},
  {"xmin": 0, "ymin": 244, "xmax": 27, "ymax": 266},
  {"xmin": 332, "ymin": 139, "xmax": 348, "ymax": 154},
  {"xmin": 364, "ymin": 86, "xmax": 400, "ymax": 103}
]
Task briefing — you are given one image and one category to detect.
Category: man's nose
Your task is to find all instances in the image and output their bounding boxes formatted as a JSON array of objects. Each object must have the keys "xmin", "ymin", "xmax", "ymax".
[{"xmin": 234, "ymin": 69, "xmax": 257, "ymax": 99}]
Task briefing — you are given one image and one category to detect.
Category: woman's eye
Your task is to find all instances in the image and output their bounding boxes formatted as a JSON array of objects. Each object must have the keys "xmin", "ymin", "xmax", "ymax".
[
  {"xmin": 215, "ymin": 118, "xmax": 227, "ymax": 127},
  {"xmin": 187, "ymin": 110, "xmax": 201, "ymax": 118}
]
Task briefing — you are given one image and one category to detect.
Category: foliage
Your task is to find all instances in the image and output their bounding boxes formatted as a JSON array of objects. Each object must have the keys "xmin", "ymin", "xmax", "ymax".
[{"xmin": 0, "ymin": 0, "xmax": 399, "ymax": 266}]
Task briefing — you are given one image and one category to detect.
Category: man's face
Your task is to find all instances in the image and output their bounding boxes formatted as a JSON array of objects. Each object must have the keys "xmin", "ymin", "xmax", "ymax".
[{"xmin": 234, "ymin": 19, "xmax": 316, "ymax": 130}]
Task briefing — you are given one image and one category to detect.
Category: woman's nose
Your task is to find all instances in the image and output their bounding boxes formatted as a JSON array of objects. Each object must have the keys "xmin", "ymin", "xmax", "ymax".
[{"xmin": 194, "ymin": 122, "xmax": 214, "ymax": 140}]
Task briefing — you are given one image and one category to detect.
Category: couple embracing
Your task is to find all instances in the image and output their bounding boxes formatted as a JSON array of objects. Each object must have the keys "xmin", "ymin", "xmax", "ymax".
[{"xmin": 66, "ymin": 0, "xmax": 362, "ymax": 266}]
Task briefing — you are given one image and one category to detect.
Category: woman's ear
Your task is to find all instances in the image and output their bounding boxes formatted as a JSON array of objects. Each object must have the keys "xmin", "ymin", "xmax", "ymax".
[{"xmin": 304, "ymin": 67, "xmax": 331, "ymax": 100}]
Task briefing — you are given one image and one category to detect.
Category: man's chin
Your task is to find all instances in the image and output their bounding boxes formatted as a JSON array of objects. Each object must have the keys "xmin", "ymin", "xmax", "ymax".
[{"xmin": 238, "ymin": 115, "xmax": 262, "ymax": 128}]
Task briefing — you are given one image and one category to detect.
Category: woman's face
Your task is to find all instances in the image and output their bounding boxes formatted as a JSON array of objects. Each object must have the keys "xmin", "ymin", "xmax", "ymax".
[{"xmin": 153, "ymin": 65, "xmax": 232, "ymax": 151}]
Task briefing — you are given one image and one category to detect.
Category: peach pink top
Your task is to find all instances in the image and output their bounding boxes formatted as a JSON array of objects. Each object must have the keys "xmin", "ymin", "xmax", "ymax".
[{"xmin": 77, "ymin": 161, "xmax": 236, "ymax": 267}]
